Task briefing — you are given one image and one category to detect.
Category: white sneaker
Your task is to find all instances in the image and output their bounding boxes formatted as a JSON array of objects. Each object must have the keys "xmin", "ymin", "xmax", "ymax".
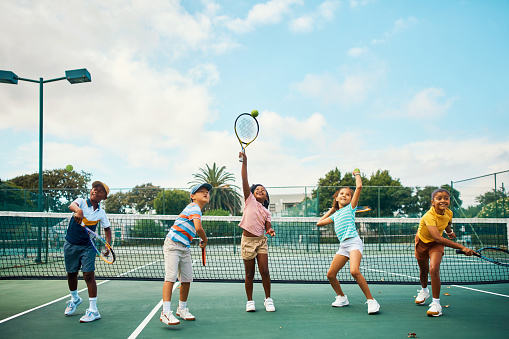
[
  {"xmin": 64, "ymin": 297, "xmax": 82, "ymax": 315},
  {"xmin": 427, "ymin": 301, "xmax": 442, "ymax": 317},
  {"xmin": 415, "ymin": 289, "xmax": 430, "ymax": 304},
  {"xmin": 160, "ymin": 310, "xmax": 180, "ymax": 325},
  {"xmin": 79, "ymin": 308, "xmax": 101, "ymax": 322},
  {"xmin": 176, "ymin": 307, "xmax": 195, "ymax": 321},
  {"xmin": 332, "ymin": 295, "xmax": 349, "ymax": 307},
  {"xmin": 246, "ymin": 300, "xmax": 255, "ymax": 312},
  {"xmin": 264, "ymin": 297, "xmax": 275, "ymax": 312},
  {"xmin": 366, "ymin": 299, "xmax": 380, "ymax": 314}
]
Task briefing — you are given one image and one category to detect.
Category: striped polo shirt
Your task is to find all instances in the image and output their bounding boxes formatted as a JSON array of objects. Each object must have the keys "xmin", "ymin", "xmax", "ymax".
[
  {"xmin": 65, "ymin": 198, "xmax": 110, "ymax": 246},
  {"xmin": 330, "ymin": 204, "xmax": 359, "ymax": 242},
  {"xmin": 166, "ymin": 202, "xmax": 202, "ymax": 247}
]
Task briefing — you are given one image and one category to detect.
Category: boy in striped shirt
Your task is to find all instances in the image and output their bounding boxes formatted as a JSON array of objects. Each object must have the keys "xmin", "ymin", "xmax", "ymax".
[{"xmin": 160, "ymin": 183, "xmax": 211, "ymax": 326}]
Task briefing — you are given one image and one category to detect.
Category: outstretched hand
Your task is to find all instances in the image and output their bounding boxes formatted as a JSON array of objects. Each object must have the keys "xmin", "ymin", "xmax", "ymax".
[{"xmin": 239, "ymin": 151, "xmax": 247, "ymax": 162}]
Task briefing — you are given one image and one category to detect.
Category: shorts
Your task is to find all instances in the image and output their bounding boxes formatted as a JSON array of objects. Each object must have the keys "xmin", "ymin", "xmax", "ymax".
[
  {"xmin": 163, "ymin": 237, "xmax": 193, "ymax": 283},
  {"xmin": 64, "ymin": 240, "xmax": 96, "ymax": 273},
  {"xmin": 414, "ymin": 235, "xmax": 444, "ymax": 260},
  {"xmin": 241, "ymin": 234, "xmax": 268, "ymax": 260},
  {"xmin": 336, "ymin": 236, "xmax": 364, "ymax": 257}
]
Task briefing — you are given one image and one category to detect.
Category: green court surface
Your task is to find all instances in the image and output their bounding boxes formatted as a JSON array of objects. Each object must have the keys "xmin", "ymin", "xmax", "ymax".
[{"xmin": 1, "ymin": 280, "xmax": 508, "ymax": 338}]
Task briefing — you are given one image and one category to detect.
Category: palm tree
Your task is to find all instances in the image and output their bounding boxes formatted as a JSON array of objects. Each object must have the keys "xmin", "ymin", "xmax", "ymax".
[{"xmin": 189, "ymin": 163, "xmax": 242, "ymax": 215}]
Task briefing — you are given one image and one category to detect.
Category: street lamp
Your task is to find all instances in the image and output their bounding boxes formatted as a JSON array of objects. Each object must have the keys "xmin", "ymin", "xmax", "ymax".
[{"xmin": 0, "ymin": 68, "xmax": 91, "ymax": 262}]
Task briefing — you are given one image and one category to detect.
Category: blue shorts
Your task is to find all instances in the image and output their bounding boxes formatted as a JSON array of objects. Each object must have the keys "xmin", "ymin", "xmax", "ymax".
[{"xmin": 64, "ymin": 240, "xmax": 96, "ymax": 273}]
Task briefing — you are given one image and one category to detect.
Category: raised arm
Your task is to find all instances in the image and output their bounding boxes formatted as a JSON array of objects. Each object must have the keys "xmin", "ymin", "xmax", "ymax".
[
  {"xmin": 317, "ymin": 207, "xmax": 335, "ymax": 226},
  {"xmin": 351, "ymin": 169, "xmax": 363, "ymax": 208},
  {"xmin": 240, "ymin": 151, "xmax": 251, "ymax": 200}
]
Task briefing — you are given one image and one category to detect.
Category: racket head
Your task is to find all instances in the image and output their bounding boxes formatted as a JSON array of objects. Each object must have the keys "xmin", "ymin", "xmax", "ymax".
[
  {"xmin": 200, "ymin": 241, "xmax": 206, "ymax": 266},
  {"xmin": 234, "ymin": 113, "xmax": 259, "ymax": 145},
  {"xmin": 86, "ymin": 226, "xmax": 116, "ymax": 264},
  {"xmin": 456, "ymin": 247, "xmax": 509, "ymax": 267},
  {"xmin": 356, "ymin": 206, "xmax": 372, "ymax": 213}
]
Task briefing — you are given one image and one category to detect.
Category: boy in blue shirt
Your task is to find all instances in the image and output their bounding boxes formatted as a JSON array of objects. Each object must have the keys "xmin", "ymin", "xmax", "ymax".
[
  {"xmin": 160, "ymin": 183, "xmax": 210, "ymax": 326},
  {"xmin": 64, "ymin": 181, "xmax": 111, "ymax": 323}
]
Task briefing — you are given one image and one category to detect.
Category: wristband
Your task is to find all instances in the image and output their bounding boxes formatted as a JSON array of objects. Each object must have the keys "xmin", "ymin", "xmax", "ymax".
[
  {"xmin": 446, "ymin": 230, "xmax": 453, "ymax": 235},
  {"xmin": 354, "ymin": 173, "xmax": 360, "ymax": 176}
]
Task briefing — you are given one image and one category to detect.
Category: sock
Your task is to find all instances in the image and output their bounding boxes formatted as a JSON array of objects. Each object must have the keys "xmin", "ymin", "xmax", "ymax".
[
  {"xmin": 89, "ymin": 297, "xmax": 98, "ymax": 311},
  {"xmin": 432, "ymin": 298, "xmax": 440, "ymax": 305},
  {"xmin": 163, "ymin": 301, "xmax": 171, "ymax": 313},
  {"xmin": 70, "ymin": 289, "xmax": 79, "ymax": 301},
  {"xmin": 179, "ymin": 300, "xmax": 187, "ymax": 309},
  {"xmin": 422, "ymin": 287, "xmax": 429, "ymax": 293}
]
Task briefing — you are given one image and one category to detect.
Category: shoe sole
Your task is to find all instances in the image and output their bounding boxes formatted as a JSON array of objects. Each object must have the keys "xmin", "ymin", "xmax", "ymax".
[
  {"xmin": 80, "ymin": 316, "xmax": 100, "ymax": 323},
  {"xmin": 246, "ymin": 309, "xmax": 256, "ymax": 312},
  {"xmin": 160, "ymin": 318, "xmax": 180, "ymax": 325},
  {"xmin": 427, "ymin": 312, "xmax": 442, "ymax": 317},
  {"xmin": 332, "ymin": 303, "xmax": 349, "ymax": 307},
  {"xmin": 415, "ymin": 299, "xmax": 428, "ymax": 304}
]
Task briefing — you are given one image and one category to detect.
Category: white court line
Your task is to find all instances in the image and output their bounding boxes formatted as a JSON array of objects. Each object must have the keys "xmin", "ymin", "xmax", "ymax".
[
  {"xmin": 127, "ymin": 282, "xmax": 180, "ymax": 339},
  {"xmin": 451, "ymin": 285, "xmax": 509, "ymax": 298},
  {"xmin": 361, "ymin": 267, "xmax": 420, "ymax": 280},
  {"xmin": 0, "ymin": 280, "xmax": 110, "ymax": 324},
  {"xmin": 0, "ymin": 258, "xmax": 162, "ymax": 324}
]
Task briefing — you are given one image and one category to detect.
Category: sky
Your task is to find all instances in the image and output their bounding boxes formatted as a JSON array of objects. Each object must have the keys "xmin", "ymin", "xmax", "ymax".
[{"xmin": 1, "ymin": 0, "xmax": 508, "ymax": 205}]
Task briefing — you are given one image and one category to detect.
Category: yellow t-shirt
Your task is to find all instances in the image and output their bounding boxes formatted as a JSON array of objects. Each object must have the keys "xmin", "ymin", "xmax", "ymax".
[{"xmin": 417, "ymin": 206, "xmax": 452, "ymax": 243}]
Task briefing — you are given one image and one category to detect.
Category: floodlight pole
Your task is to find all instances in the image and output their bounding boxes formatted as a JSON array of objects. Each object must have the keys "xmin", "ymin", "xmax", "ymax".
[{"xmin": 1, "ymin": 69, "xmax": 91, "ymax": 263}]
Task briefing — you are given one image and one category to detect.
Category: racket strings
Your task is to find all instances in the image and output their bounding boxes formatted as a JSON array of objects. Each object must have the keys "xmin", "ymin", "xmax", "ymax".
[
  {"xmin": 236, "ymin": 116, "xmax": 258, "ymax": 142},
  {"xmin": 481, "ymin": 248, "xmax": 509, "ymax": 264}
]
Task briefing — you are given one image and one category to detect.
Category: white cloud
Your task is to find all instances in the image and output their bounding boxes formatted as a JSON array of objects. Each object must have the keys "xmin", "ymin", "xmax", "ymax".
[
  {"xmin": 384, "ymin": 88, "xmax": 456, "ymax": 119},
  {"xmin": 372, "ymin": 16, "xmax": 418, "ymax": 45},
  {"xmin": 289, "ymin": 0, "xmax": 340, "ymax": 33},
  {"xmin": 347, "ymin": 46, "xmax": 369, "ymax": 57}
]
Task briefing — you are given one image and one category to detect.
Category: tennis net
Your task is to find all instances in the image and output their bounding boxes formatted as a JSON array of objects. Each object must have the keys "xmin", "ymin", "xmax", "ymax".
[{"xmin": 1, "ymin": 212, "xmax": 507, "ymax": 284}]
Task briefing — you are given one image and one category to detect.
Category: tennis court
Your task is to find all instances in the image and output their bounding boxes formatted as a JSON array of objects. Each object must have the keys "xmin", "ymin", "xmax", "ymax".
[{"xmin": 1, "ymin": 212, "xmax": 508, "ymax": 338}]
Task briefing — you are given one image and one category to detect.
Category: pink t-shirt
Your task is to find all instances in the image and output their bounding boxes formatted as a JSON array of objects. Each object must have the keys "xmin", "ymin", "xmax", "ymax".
[{"xmin": 239, "ymin": 192, "xmax": 272, "ymax": 236}]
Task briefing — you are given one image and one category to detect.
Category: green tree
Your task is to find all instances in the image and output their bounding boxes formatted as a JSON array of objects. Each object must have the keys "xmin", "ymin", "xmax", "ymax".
[
  {"xmin": 8, "ymin": 169, "xmax": 91, "ymax": 212},
  {"xmin": 189, "ymin": 163, "xmax": 242, "ymax": 215},
  {"xmin": 311, "ymin": 168, "xmax": 343, "ymax": 214},
  {"xmin": 104, "ymin": 191, "xmax": 129, "ymax": 214},
  {"xmin": 0, "ymin": 180, "xmax": 37, "ymax": 211},
  {"xmin": 131, "ymin": 219, "xmax": 166, "ymax": 238},
  {"xmin": 126, "ymin": 183, "xmax": 160, "ymax": 213},
  {"xmin": 477, "ymin": 197, "xmax": 509, "ymax": 218},
  {"xmin": 153, "ymin": 189, "xmax": 190, "ymax": 215},
  {"xmin": 204, "ymin": 209, "xmax": 230, "ymax": 216}
]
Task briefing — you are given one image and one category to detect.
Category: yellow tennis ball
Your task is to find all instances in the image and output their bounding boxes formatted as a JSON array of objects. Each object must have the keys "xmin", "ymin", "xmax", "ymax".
[
  {"xmin": 66, "ymin": 164, "xmax": 73, "ymax": 172},
  {"xmin": 251, "ymin": 109, "xmax": 259, "ymax": 117},
  {"xmin": 354, "ymin": 168, "xmax": 360, "ymax": 173}
]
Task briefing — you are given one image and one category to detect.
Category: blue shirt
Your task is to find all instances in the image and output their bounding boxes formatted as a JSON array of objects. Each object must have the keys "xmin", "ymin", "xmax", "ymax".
[
  {"xmin": 65, "ymin": 198, "xmax": 110, "ymax": 246},
  {"xmin": 166, "ymin": 203, "xmax": 202, "ymax": 248},
  {"xmin": 330, "ymin": 204, "xmax": 359, "ymax": 242}
]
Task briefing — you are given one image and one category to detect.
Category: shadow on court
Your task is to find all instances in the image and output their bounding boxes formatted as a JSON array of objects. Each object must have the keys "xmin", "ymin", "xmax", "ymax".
[{"xmin": 1, "ymin": 280, "xmax": 508, "ymax": 338}]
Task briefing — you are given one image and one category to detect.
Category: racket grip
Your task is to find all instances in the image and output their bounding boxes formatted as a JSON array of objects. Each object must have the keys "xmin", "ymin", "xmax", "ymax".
[{"xmin": 456, "ymin": 249, "xmax": 465, "ymax": 254}]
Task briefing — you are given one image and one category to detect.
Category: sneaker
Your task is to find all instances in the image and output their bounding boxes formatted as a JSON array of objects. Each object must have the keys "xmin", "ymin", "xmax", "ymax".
[
  {"xmin": 79, "ymin": 308, "xmax": 101, "ymax": 322},
  {"xmin": 160, "ymin": 310, "xmax": 180, "ymax": 325},
  {"xmin": 366, "ymin": 299, "xmax": 380, "ymax": 314},
  {"xmin": 332, "ymin": 295, "xmax": 349, "ymax": 307},
  {"xmin": 64, "ymin": 297, "xmax": 82, "ymax": 315},
  {"xmin": 246, "ymin": 300, "xmax": 256, "ymax": 312},
  {"xmin": 264, "ymin": 297, "xmax": 275, "ymax": 312},
  {"xmin": 176, "ymin": 307, "xmax": 195, "ymax": 321},
  {"xmin": 427, "ymin": 301, "xmax": 442, "ymax": 317},
  {"xmin": 415, "ymin": 289, "xmax": 430, "ymax": 304}
]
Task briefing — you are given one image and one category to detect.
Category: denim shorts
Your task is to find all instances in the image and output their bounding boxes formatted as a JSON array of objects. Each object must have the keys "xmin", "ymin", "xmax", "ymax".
[{"xmin": 64, "ymin": 240, "xmax": 96, "ymax": 273}]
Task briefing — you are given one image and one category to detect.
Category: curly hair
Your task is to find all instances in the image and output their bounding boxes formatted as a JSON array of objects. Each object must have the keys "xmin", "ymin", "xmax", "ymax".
[{"xmin": 250, "ymin": 184, "xmax": 270, "ymax": 209}]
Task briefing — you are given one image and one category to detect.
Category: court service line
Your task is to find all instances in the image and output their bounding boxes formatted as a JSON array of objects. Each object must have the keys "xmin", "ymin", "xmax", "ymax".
[
  {"xmin": 127, "ymin": 282, "xmax": 181, "ymax": 339},
  {"xmin": 0, "ymin": 280, "xmax": 110, "ymax": 324},
  {"xmin": 451, "ymin": 285, "xmax": 509, "ymax": 298}
]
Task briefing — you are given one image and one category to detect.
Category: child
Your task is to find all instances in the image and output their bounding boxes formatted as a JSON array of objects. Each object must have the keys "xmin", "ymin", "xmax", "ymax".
[
  {"xmin": 414, "ymin": 188, "xmax": 474, "ymax": 317},
  {"xmin": 238, "ymin": 151, "xmax": 276, "ymax": 312},
  {"xmin": 64, "ymin": 181, "xmax": 111, "ymax": 323},
  {"xmin": 160, "ymin": 183, "xmax": 210, "ymax": 326},
  {"xmin": 316, "ymin": 169, "xmax": 380, "ymax": 314}
]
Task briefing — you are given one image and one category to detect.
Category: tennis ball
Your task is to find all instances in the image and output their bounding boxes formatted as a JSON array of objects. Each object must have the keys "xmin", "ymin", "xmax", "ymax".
[
  {"xmin": 66, "ymin": 164, "xmax": 73, "ymax": 172},
  {"xmin": 354, "ymin": 168, "xmax": 360, "ymax": 173},
  {"xmin": 251, "ymin": 109, "xmax": 259, "ymax": 117}
]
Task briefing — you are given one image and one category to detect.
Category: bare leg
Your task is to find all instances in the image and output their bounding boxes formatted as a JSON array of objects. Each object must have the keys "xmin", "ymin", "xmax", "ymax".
[
  {"xmin": 349, "ymin": 250, "xmax": 373, "ymax": 299},
  {"xmin": 256, "ymin": 253, "xmax": 271, "ymax": 298},
  {"xmin": 82, "ymin": 271, "xmax": 97, "ymax": 298},
  {"xmin": 327, "ymin": 255, "xmax": 349, "ymax": 295},
  {"xmin": 428, "ymin": 252, "xmax": 443, "ymax": 299},
  {"xmin": 179, "ymin": 282, "xmax": 190, "ymax": 302},
  {"xmin": 417, "ymin": 258, "xmax": 430, "ymax": 289},
  {"xmin": 244, "ymin": 259, "xmax": 256, "ymax": 300}
]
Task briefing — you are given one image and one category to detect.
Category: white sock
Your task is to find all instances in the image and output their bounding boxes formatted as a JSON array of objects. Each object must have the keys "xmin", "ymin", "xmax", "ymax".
[
  {"xmin": 432, "ymin": 298, "xmax": 440, "ymax": 304},
  {"xmin": 421, "ymin": 287, "xmax": 429, "ymax": 293},
  {"xmin": 89, "ymin": 297, "xmax": 98, "ymax": 311},
  {"xmin": 179, "ymin": 300, "xmax": 187, "ymax": 309},
  {"xmin": 70, "ymin": 290, "xmax": 79, "ymax": 301},
  {"xmin": 163, "ymin": 301, "xmax": 171, "ymax": 313}
]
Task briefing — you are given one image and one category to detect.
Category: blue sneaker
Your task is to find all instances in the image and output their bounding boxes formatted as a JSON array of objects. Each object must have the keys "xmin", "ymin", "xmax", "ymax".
[
  {"xmin": 79, "ymin": 308, "xmax": 101, "ymax": 322},
  {"xmin": 64, "ymin": 297, "xmax": 82, "ymax": 315}
]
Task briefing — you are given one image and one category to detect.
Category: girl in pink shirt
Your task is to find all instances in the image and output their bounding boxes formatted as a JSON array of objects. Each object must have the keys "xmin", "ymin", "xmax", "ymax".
[{"xmin": 239, "ymin": 151, "xmax": 276, "ymax": 312}]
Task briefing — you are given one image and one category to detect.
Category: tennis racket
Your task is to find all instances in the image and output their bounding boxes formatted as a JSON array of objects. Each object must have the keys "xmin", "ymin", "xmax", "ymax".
[
  {"xmin": 356, "ymin": 206, "xmax": 372, "ymax": 213},
  {"xmin": 234, "ymin": 113, "xmax": 259, "ymax": 162},
  {"xmin": 200, "ymin": 241, "xmax": 206, "ymax": 266},
  {"xmin": 82, "ymin": 223, "xmax": 115, "ymax": 264},
  {"xmin": 456, "ymin": 247, "xmax": 509, "ymax": 267}
]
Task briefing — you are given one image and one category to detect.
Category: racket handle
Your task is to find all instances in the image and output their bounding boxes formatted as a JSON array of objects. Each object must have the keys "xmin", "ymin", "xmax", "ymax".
[{"xmin": 456, "ymin": 249, "xmax": 465, "ymax": 254}]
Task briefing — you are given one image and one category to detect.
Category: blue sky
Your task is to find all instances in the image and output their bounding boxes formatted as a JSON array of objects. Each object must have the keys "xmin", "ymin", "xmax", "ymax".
[{"xmin": 1, "ymin": 0, "xmax": 508, "ymax": 204}]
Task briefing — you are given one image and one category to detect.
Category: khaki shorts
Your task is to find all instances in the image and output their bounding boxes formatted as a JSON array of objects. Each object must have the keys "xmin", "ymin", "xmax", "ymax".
[
  {"xmin": 163, "ymin": 237, "xmax": 193, "ymax": 283},
  {"xmin": 241, "ymin": 235, "xmax": 268, "ymax": 260},
  {"xmin": 414, "ymin": 235, "xmax": 444, "ymax": 260}
]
